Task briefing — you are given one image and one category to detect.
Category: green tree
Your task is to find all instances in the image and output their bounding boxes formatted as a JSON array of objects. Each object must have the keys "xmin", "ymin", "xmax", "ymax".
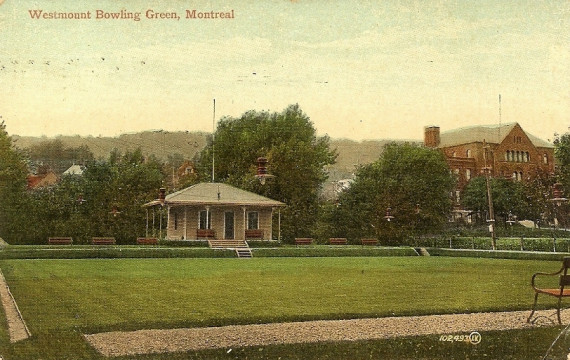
[
  {"xmin": 0, "ymin": 121, "xmax": 29, "ymax": 242},
  {"xmin": 19, "ymin": 148, "xmax": 164, "ymax": 244},
  {"xmin": 81, "ymin": 149, "xmax": 163, "ymax": 243},
  {"xmin": 27, "ymin": 139, "xmax": 94, "ymax": 174},
  {"xmin": 331, "ymin": 143, "xmax": 455, "ymax": 243},
  {"xmin": 196, "ymin": 104, "xmax": 337, "ymax": 241},
  {"xmin": 461, "ymin": 177, "xmax": 529, "ymax": 225},
  {"xmin": 555, "ymin": 132, "xmax": 570, "ymax": 190}
]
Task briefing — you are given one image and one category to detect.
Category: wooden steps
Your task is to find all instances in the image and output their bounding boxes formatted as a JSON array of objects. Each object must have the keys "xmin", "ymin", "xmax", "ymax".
[
  {"xmin": 208, "ymin": 240, "xmax": 252, "ymax": 258},
  {"xmin": 235, "ymin": 248, "xmax": 253, "ymax": 258}
]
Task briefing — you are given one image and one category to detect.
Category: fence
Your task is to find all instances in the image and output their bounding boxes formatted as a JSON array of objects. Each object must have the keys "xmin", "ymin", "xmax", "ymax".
[{"xmin": 413, "ymin": 237, "xmax": 570, "ymax": 253}]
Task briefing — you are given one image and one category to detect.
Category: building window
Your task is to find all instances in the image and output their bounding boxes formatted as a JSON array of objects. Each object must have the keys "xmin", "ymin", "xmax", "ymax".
[
  {"xmin": 466, "ymin": 169, "xmax": 471, "ymax": 181},
  {"xmin": 247, "ymin": 211, "xmax": 259, "ymax": 230},
  {"xmin": 543, "ymin": 154, "xmax": 548, "ymax": 164},
  {"xmin": 199, "ymin": 210, "xmax": 211, "ymax": 229},
  {"xmin": 452, "ymin": 151, "xmax": 457, "ymax": 158},
  {"xmin": 174, "ymin": 212, "xmax": 178, "ymax": 230},
  {"xmin": 512, "ymin": 172, "xmax": 517, "ymax": 181},
  {"xmin": 455, "ymin": 190, "xmax": 461, "ymax": 204},
  {"xmin": 466, "ymin": 149, "xmax": 472, "ymax": 158}
]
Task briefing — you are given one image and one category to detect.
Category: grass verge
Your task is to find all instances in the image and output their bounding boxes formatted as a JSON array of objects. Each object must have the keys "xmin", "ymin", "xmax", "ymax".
[{"xmin": 0, "ymin": 256, "xmax": 566, "ymax": 359}]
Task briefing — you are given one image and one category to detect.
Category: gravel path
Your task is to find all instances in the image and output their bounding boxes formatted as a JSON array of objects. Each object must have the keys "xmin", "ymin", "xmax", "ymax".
[
  {"xmin": 0, "ymin": 269, "xmax": 31, "ymax": 343},
  {"xmin": 85, "ymin": 309, "xmax": 568, "ymax": 357}
]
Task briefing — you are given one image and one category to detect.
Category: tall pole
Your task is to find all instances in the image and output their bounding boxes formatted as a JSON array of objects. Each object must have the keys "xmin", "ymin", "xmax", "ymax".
[
  {"xmin": 212, "ymin": 99, "xmax": 216, "ymax": 183},
  {"xmin": 498, "ymin": 94, "xmax": 502, "ymax": 142},
  {"xmin": 483, "ymin": 139, "xmax": 496, "ymax": 250}
]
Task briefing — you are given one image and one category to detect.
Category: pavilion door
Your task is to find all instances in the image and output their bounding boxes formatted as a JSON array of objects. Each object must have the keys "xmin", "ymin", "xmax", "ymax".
[{"xmin": 224, "ymin": 212, "xmax": 234, "ymax": 239}]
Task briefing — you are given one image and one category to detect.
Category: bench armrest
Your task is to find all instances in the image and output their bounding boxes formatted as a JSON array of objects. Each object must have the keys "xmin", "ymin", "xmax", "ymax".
[{"xmin": 531, "ymin": 268, "xmax": 564, "ymax": 291}]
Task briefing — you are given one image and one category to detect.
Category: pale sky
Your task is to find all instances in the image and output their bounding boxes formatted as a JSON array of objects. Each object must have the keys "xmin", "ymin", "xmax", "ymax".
[{"xmin": 1, "ymin": 1, "xmax": 568, "ymax": 142}]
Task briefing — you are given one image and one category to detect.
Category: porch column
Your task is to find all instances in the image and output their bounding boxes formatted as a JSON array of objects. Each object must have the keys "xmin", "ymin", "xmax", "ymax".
[
  {"xmin": 166, "ymin": 205, "xmax": 171, "ymax": 240},
  {"xmin": 152, "ymin": 208, "xmax": 156, "ymax": 237},
  {"xmin": 184, "ymin": 206, "xmax": 187, "ymax": 240},
  {"xmin": 159, "ymin": 206, "xmax": 162, "ymax": 240},
  {"xmin": 205, "ymin": 206, "xmax": 210, "ymax": 238},
  {"xmin": 242, "ymin": 206, "xmax": 247, "ymax": 240},
  {"xmin": 278, "ymin": 208, "xmax": 281, "ymax": 242},
  {"xmin": 145, "ymin": 208, "xmax": 149, "ymax": 238},
  {"xmin": 269, "ymin": 207, "xmax": 274, "ymax": 241}
]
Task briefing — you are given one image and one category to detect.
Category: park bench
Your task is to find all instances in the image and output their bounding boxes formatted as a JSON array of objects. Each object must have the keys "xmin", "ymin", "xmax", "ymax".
[
  {"xmin": 91, "ymin": 237, "xmax": 116, "ymax": 245},
  {"xmin": 329, "ymin": 238, "xmax": 347, "ymax": 245},
  {"xmin": 196, "ymin": 229, "xmax": 215, "ymax": 239},
  {"xmin": 245, "ymin": 229, "xmax": 264, "ymax": 240},
  {"xmin": 528, "ymin": 257, "xmax": 570, "ymax": 324},
  {"xmin": 361, "ymin": 238, "xmax": 378, "ymax": 246},
  {"xmin": 136, "ymin": 237, "xmax": 158, "ymax": 245},
  {"xmin": 48, "ymin": 237, "xmax": 73, "ymax": 245},
  {"xmin": 295, "ymin": 238, "xmax": 313, "ymax": 246}
]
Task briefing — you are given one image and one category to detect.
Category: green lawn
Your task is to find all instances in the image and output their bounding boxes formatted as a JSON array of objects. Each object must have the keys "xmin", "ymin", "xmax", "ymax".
[{"xmin": 0, "ymin": 257, "xmax": 566, "ymax": 359}]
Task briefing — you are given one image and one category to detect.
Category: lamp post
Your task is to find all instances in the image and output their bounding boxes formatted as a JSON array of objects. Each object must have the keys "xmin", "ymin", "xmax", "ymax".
[
  {"xmin": 255, "ymin": 157, "xmax": 275, "ymax": 185},
  {"xmin": 414, "ymin": 203, "xmax": 421, "ymax": 245},
  {"xmin": 549, "ymin": 183, "xmax": 568, "ymax": 250},
  {"xmin": 483, "ymin": 140, "xmax": 496, "ymax": 250},
  {"xmin": 383, "ymin": 207, "xmax": 394, "ymax": 222}
]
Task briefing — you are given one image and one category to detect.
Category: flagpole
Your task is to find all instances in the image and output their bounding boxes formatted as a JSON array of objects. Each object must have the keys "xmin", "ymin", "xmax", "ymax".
[{"xmin": 212, "ymin": 99, "xmax": 215, "ymax": 183}]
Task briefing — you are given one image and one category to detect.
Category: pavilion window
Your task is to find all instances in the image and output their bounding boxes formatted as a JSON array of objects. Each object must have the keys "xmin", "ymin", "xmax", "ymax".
[
  {"xmin": 199, "ymin": 210, "xmax": 211, "ymax": 229},
  {"xmin": 247, "ymin": 211, "xmax": 259, "ymax": 230}
]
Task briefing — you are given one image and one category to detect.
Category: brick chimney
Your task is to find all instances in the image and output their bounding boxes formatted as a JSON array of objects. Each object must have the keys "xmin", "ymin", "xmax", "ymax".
[
  {"xmin": 424, "ymin": 126, "xmax": 440, "ymax": 148},
  {"xmin": 159, "ymin": 187, "xmax": 166, "ymax": 205}
]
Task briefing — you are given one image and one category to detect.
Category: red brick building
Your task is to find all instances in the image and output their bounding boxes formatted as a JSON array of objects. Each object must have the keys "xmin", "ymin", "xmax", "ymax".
[{"xmin": 424, "ymin": 123, "xmax": 555, "ymax": 220}]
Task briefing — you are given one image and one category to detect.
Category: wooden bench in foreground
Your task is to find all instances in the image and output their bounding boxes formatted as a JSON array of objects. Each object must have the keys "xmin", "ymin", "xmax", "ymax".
[
  {"xmin": 136, "ymin": 237, "xmax": 158, "ymax": 245},
  {"xmin": 295, "ymin": 238, "xmax": 313, "ymax": 246},
  {"xmin": 329, "ymin": 238, "xmax": 348, "ymax": 245},
  {"xmin": 528, "ymin": 257, "xmax": 570, "ymax": 324},
  {"xmin": 48, "ymin": 237, "xmax": 73, "ymax": 245},
  {"xmin": 91, "ymin": 237, "xmax": 116, "ymax": 245},
  {"xmin": 361, "ymin": 238, "xmax": 378, "ymax": 246}
]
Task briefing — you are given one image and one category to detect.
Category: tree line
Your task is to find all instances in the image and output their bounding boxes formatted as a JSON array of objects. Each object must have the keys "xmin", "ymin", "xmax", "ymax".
[{"xmin": 0, "ymin": 106, "xmax": 568, "ymax": 245}]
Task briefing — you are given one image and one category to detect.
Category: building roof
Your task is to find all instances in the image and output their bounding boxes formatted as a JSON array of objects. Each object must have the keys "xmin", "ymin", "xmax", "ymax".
[
  {"xmin": 63, "ymin": 164, "xmax": 84, "ymax": 176},
  {"xmin": 26, "ymin": 172, "xmax": 58, "ymax": 189},
  {"xmin": 144, "ymin": 182, "xmax": 286, "ymax": 207},
  {"xmin": 438, "ymin": 122, "xmax": 553, "ymax": 149}
]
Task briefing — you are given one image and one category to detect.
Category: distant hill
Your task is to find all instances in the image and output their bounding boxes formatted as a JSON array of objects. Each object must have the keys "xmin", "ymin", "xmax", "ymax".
[
  {"xmin": 12, "ymin": 131, "xmax": 419, "ymax": 182},
  {"xmin": 13, "ymin": 131, "xmax": 210, "ymax": 163}
]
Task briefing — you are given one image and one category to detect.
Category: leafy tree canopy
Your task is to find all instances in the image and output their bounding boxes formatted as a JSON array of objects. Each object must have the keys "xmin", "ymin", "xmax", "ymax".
[
  {"xmin": 331, "ymin": 143, "xmax": 455, "ymax": 242},
  {"xmin": 196, "ymin": 104, "xmax": 337, "ymax": 241},
  {"xmin": 461, "ymin": 176, "xmax": 536, "ymax": 223},
  {"xmin": 0, "ymin": 121, "xmax": 29, "ymax": 240},
  {"xmin": 26, "ymin": 138, "xmax": 94, "ymax": 174}
]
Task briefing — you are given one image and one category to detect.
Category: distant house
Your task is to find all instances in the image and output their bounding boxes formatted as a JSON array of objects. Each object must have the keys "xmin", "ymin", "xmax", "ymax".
[
  {"xmin": 177, "ymin": 160, "xmax": 196, "ymax": 177},
  {"xmin": 27, "ymin": 171, "xmax": 58, "ymax": 190},
  {"xmin": 144, "ymin": 182, "xmax": 286, "ymax": 241},
  {"xmin": 62, "ymin": 164, "xmax": 84, "ymax": 176},
  {"xmin": 334, "ymin": 179, "xmax": 354, "ymax": 193}
]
